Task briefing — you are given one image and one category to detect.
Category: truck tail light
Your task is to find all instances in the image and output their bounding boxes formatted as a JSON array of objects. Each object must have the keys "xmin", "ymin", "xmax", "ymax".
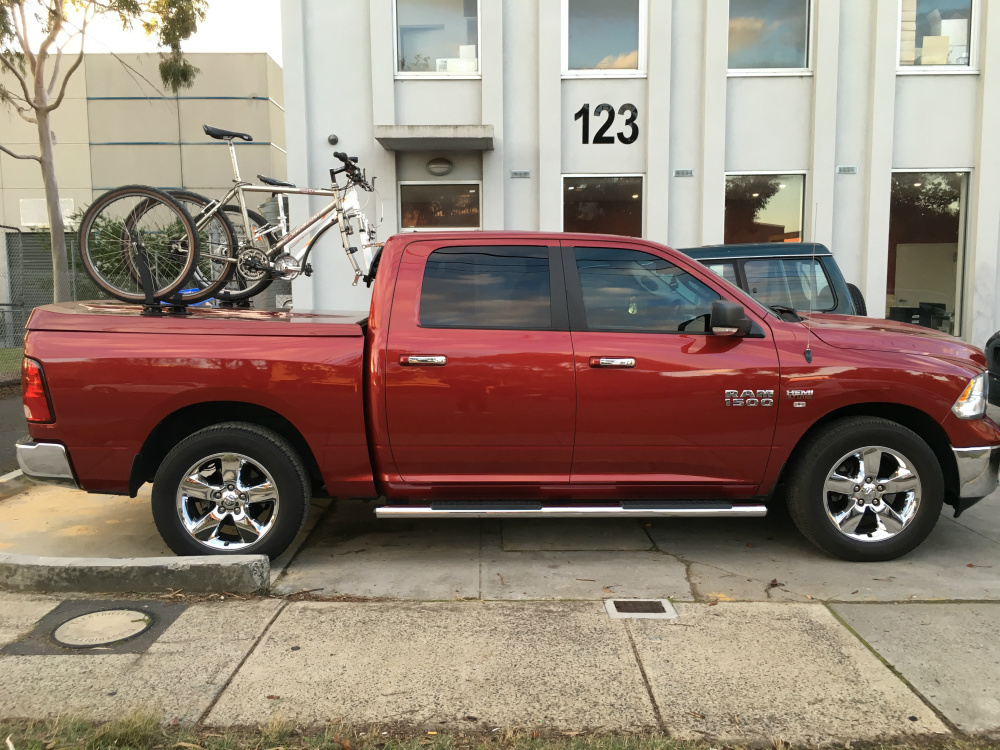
[{"xmin": 22, "ymin": 357, "xmax": 54, "ymax": 423}]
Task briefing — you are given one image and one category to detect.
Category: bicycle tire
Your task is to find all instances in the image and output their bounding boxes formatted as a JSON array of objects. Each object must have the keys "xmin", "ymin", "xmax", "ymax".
[
  {"xmin": 213, "ymin": 205, "xmax": 276, "ymax": 301},
  {"xmin": 166, "ymin": 190, "xmax": 239, "ymax": 304},
  {"xmin": 78, "ymin": 185, "xmax": 201, "ymax": 303}
]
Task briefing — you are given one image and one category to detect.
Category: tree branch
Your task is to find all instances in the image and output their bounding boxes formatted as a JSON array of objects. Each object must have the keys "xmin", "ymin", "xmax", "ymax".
[
  {"xmin": 0, "ymin": 52, "xmax": 35, "ymax": 106},
  {"xmin": 46, "ymin": 6, "xmax": 88, "ymax": 111},
  {"xmin": 0, "ymin": 143, "xmax": 42, "ymax": 162},
  {"xmin": 15, "ymin": 2, "xmax": 37, "ymax": 73}
]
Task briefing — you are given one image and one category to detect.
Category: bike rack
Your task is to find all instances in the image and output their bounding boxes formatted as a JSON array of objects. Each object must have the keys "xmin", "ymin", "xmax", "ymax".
[{"xmin": 133, "ymin": 249, "xmax": 190, "ymax": 317}]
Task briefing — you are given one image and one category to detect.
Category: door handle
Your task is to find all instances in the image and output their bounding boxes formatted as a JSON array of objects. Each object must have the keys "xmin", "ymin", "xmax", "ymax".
[
  {"xmin": 589, "ymin": 356, "xmax": 636, "ymax": 368},
  {"xmin": 400, "ymin": 355, "xmax": 447, "ymax": 366}
]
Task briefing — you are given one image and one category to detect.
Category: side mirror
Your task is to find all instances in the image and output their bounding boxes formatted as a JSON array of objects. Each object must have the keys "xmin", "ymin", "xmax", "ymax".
[{"xmin": 710, "ymin": 300, "xmax": 752, "ymax": 337}]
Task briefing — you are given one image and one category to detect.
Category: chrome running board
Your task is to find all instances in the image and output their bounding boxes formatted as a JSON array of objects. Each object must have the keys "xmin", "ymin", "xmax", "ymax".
[{"xmin": 376, "ymin": 502, "xmax": 768, "ymax": 519}]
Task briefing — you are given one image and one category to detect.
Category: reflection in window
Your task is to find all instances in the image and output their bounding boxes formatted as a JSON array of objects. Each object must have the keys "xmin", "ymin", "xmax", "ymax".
[
  {"xmin": 420, "ymin": 246, "xmax": 551, "ymax": 329},
  {"xmin": 724, "ymin": 174, "xmax": 805, "ymax": 244},
  {"xmin": 887, "ymin": 172, "xmax": 966, "ymax": 334},
  {"xmin": 396, "ymin": 0, "xmax": 479, "ymax": 74},
  {"xmin": 900, "ymin": 0, "xmax": 972, "ymax": 66},
  {"xmin": 564, "ymin": 176, "xmax": 642, "ymax": 237},
  {"xmin": 400, "ymin": 183, "xmax": 481, "ymax": 230},
  {"xmin": 567, "ymin": 0, "xmax": 641, "ymax": 71},
  {"xmin": 744, "ymin": 258, "xmax": 835, "ymax": 312},
  {"xmin": 574, "ymin": 247, "xmax": 720, "ymax": 333},
  {"xmin": 728, "ymin": 0, "xmax": 809, "ymax": 69}
]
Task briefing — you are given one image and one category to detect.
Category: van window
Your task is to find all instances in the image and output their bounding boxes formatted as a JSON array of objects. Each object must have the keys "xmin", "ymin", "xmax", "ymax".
[{"xmin": 743, "ymin": 258, "xmax": 835, "ymax": 311}]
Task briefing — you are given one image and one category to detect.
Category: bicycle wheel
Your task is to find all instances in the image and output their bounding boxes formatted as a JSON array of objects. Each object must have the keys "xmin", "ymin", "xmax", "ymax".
[
  {"xmin": 167, "ymin": 190, "xmax": 238, "ymax": 304},
  {"xmin": 79, "ymin": 185, "xmax": 200, "ymax": 303},
  {"xmin": 213, "ymin": 205, "xmax": 276, "ymax": 301}
]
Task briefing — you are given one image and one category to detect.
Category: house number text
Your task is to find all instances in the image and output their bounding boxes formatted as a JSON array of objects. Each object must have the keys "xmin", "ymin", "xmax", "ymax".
[{"xmin": 573, "ymin": 103, "xmax": 639, "ymax": 145}]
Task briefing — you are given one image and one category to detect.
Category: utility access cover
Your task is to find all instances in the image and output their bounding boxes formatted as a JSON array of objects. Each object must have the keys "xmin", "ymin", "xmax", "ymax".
[{"xmin": 52, "ymin": 609, "xmax": 152, "ymax": 648}]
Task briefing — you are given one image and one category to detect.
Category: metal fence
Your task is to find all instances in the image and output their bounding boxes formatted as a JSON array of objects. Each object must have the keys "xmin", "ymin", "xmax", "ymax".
[{"xmin": 0, "ymin": 227, "xmax": 107, "ymax": 385}]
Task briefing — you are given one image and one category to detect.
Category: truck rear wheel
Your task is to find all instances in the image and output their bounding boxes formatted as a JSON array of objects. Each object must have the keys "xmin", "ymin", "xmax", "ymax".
[
  {"xmin": 786, "ymin": 417, "xmax": 943, "ymax": 561},
  {"xmin": 151, "ymin": 422, "xmax": 310, "ymax": 559}
]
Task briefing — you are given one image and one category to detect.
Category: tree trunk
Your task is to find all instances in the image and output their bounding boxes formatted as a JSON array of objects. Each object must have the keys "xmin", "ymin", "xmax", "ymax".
[{"xmin": 35, "ymin": 109, "xmax": 72, "ymax": 303}]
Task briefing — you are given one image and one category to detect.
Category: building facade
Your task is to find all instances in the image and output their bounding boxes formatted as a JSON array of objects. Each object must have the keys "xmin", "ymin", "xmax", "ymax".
[{"xmin": 284, "ymin": 0, "xmax": 998, "ymax": 345}]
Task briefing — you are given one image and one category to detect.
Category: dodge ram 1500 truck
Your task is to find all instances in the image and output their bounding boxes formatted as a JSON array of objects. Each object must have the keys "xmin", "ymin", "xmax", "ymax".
[{"xmin": 17, "ymin": 231, "xmax": 1000, "ymax": 562}]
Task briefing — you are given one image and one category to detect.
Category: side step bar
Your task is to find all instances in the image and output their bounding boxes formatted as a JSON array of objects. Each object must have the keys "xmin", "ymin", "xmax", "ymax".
[{"xmin": 376, "ymin": 502, "xmax": 768, "ymax": 519}]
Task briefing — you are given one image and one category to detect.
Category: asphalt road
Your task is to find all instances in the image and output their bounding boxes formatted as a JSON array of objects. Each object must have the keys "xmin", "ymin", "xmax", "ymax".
[{"xmin": 0, "ymin": 384, "xmax": 26, "ymax": 474}]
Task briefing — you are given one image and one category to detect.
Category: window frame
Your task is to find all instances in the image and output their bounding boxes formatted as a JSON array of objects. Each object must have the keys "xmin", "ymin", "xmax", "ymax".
[
  {"xmin": 561, "ymin": 173, "xmax": 646, "ymax": 238},
  {"xmin": 416, "ymin": 243, "xmax": 569, "ymax": 331},
  {"xmin": 393, "ymin": 0, "xmax": 483, "ymax": 80},
  {"xmin": 561, "ymin": 0, "xmax": 648, "ymax": 79},
  {"xmin": 724, "ymin": 170, "xmax": 808, "ymax": 244},
  {"xmin": 887, "ymin": 167, "xmax": 971, "ymax": 337},
  {"xmin": 398, "ymin": 180, "xmax": 484, "ymax": 232},
  {"xmin": 896, "ymin": 0, "xmax": 980, "ymax": 75},
  {"xmin": 726, "ymin": 0, "xmax": 814, "ymax": 78}
]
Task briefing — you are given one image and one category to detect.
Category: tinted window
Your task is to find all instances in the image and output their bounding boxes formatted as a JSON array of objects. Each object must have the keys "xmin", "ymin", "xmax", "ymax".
[
  {"xmin": 704, "ymin": 261, "xmax": 739, "ymax": 287},
  {"xmin": 575, "ymin": 247, "xmax": 720, "ymax": 333},
  {"xmin": 420, "ymin": 246, "xmax": 551, "ymax": 329},
  {"xmin": 743, "ymin": 258, "xmax": 835, "ymax": 311}
]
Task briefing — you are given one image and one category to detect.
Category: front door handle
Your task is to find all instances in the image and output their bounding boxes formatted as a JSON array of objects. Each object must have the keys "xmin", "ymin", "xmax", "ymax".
[
  {"xmin": 400, "ymin": 355, "xmax": 447, "ymax": 366},
  {"xmin": 589, "ymin": 356, "xmax": 636, "ymax": 368}
]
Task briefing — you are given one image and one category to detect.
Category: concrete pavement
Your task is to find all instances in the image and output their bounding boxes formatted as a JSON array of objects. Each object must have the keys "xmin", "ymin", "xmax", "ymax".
[{"xmin": 0, "ymin": 385, "xmax": 26, "ymax": 475}]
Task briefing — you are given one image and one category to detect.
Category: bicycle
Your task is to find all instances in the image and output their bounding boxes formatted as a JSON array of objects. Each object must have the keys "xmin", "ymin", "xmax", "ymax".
[{"xmin": 175, "ymin": 124, "xmax": 381, "ymax": 302}]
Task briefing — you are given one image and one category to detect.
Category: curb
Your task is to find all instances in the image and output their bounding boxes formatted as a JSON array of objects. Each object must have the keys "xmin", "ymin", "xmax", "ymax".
[
  {"xmin": 0, "ymin": 469, "xmax": 32, "ymax": 501},
  {"xmin": 0, "ymin": 552, "xmax": 270, "ymax": 594}
]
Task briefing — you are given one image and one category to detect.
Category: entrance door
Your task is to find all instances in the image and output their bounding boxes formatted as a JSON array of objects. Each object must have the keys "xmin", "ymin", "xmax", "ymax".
[{"xmin": 385, "ymin": 240, "xmax": 575, "ymax": 484}]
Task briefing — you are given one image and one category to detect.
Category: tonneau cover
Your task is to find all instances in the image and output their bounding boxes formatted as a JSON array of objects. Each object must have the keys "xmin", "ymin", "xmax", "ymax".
[{"xmin": 27, "ymin": 301, "xmax": 366, "ymax": 337}]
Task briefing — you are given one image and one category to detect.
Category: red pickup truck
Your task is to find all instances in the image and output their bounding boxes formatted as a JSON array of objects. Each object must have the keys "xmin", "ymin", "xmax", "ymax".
[{"xmin": 17, "ymin": 232, "xmax": 1000, "ymax": 562}]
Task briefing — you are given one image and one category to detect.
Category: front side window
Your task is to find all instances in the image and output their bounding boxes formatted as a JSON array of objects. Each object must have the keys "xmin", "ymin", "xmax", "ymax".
[
  {"xmin": 564, "ymin": 176, "xmax": 643, "ymax": 237},
  {"xmin": 887, "ymin": 172, "xmax": 967, "ymax": 334},
  {"xmin": 725, "ymin": 174, "xmax": 805, "ymax": 243},
  {"xmin": 420, "ymin": 246, "xmax": 551, "ymax": 329},
  {"xmin": 396, "ymin": 0, "xmax": 479, "ymax": 75},
  {"xmin": 565, "ymin": 0, "xmax": 643, "ymax": 74},
  {"xmin": 575, "ymin": 247, "xmax": 720, "ymax": 333},
  {"xmin": 899, "ymin": 0, "xmax": 973, "ymax": 67},
  {"xmin": 400, "ymin": 183, "xmax": 481, "ymax": 230},
  {"xmin": 743, "ymin": 258, "xmax": 835, "ymax": 311},
  {"xmin": 728, "ymin": 0, "xmax": 810, "ymax": 70}
]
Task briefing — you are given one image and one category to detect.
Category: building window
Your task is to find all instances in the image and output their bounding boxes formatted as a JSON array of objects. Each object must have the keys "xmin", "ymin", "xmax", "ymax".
[
  {"xmin": 395, "ymin": 0, "xmax": 479, "ymax": 76},
  {"xmin": 420, "ymin": 246, "xmax": 552, "ymax": 329},
  {"xmin": 400, "ymin": 183, "xmax": 481, "ymax": 230},
  {"xmin": 563, "ymin": 0, "xmax": 646, "ymax": 76},
  {"xmin": 724, "ymin": 174, "xmax": 805, "ymax": 243},
  {"xmin": 899, "ymin": 0, "xmax": 973, "ymax": 67},
  {"xmin": 728, "ymin": 0, "xmax": 810, "ymax": 71},
  {"xmin": 563, "ymin": 175, "xmax": 643, "ymax": 237},
  {"xmin": 887, "ymin": 172, "xmax": 967, "ymax": 335}
]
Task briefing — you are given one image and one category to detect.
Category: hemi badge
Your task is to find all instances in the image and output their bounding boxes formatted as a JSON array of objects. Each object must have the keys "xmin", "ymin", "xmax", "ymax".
[{"xmin": 786, "ymin": 389, "xmax": 814, "ymax": 399}]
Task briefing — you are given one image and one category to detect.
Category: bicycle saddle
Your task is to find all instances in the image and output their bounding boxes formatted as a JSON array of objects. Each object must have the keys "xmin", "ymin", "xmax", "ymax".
[
  {"xmin": 257, "ymin": 174, "xmax": 296, "ymax": 188},
  {"xmin": 203, "ymin": 124, "xmax": 254, "ymax": 141}
]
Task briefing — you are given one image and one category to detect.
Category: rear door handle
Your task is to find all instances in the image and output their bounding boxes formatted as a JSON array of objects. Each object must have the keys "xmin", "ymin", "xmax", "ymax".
[
  {"xmin": 589, "ymin": 357, "xmax": 636, "ymax": 368},
  {"xmin": 399, "ymin": 355, "xmax": 447, "ymax": 366}
]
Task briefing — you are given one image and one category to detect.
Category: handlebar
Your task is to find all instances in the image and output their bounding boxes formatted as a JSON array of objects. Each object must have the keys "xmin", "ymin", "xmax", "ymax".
[{"xmin": 331, "ymin": 151, "xmax": 373, "ymax": 191}]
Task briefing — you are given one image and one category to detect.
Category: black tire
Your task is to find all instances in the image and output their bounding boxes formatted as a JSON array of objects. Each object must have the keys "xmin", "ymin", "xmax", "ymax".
[
  {"xmin": 151, "ymin": 421, "xmax": 310, "ymax": 559},
  {"xmin": 79, "ymin": 185, "xmax": 201, "ymax": 302},
  {"xmin": 786, "ymin": 417, "xmax": 943, "ymax": 561},
  {"xmin": 847, "ymin": 282, "xmax": 867, "ymax": 316},
  {"xmin": 166, "ymin": 191, "xmax": 238, "ymax": 304},
  {"xmin": 214, "ymin": 206, "xmax": 276, "ymax": 301}
]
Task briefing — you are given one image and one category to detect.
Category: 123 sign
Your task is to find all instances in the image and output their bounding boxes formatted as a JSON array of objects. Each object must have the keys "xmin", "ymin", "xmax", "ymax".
[{"xmin": 574, "ymin": 103, "xmax": 639, "ymax": 145}]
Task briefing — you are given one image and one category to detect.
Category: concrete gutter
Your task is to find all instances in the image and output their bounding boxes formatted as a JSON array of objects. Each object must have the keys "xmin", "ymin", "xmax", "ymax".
[{"xmin": 0, "ymin": 551, "xmax": 270, "ymax": 594}]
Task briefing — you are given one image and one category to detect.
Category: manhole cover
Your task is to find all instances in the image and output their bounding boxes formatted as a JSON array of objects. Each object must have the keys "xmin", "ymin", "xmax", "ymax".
[
  {"xmin": 52, "ymin": 609, "xmax": 154, "ymax": 648},
  {"xmin": 604, "ymin": 599, "xmax": 679, "ymax": 620}
]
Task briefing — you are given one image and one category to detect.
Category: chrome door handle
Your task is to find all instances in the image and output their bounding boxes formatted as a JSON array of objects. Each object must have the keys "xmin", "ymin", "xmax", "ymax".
[
  {"xmin": 589, "ymin": 357, "xmax": 636, "ymax": 368},
  {"xmin": 399, "ymin": 355, "xmax": 447, "ymax": 366}
]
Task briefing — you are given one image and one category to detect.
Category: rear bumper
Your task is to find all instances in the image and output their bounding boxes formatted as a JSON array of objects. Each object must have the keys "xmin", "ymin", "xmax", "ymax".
[{"xmin": 16, "ymin": 437, "xmax": 80, "ymax": 489}]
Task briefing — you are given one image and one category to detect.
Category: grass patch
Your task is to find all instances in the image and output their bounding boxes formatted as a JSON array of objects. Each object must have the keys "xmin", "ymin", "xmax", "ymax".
[
  {"xmin": 1, "ymin": 714, "xmax": 999, "ymax": 750},
  {"xmin": 0, "ymin": 347, "xmax": 22, "ymax": 383}
]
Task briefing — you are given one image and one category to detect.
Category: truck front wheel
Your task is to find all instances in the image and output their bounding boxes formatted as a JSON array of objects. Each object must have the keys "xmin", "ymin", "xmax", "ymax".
[
  {"xmin": 786, "ymin": 417, "xmax": 943, "ymax": 561},
  {"xmin": 152, "ymin": 422, "xmax": 311, "ymax": 559}
]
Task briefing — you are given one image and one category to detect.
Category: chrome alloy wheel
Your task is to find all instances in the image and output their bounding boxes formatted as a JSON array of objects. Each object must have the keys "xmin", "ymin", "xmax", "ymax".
[
  {"xmin": 175, "ymin": 452, "xmax": 279, "ymax": 550},
  {"xmin": 823, "ymin": 445, "xmax": 921, "ymax": 543}
]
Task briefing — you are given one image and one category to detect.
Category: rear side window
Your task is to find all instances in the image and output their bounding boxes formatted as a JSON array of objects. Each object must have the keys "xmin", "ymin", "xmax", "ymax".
[
  {"xmin": 420, "ymin": 245, "xmax": 552, "ymax": 329},
  {"xmin": 703, "ymin": 261, "xmax": 738, "ymax": 287},
  {"xmin": 743, "ymin": 258, "xmax": 835, "ymax": 312}
]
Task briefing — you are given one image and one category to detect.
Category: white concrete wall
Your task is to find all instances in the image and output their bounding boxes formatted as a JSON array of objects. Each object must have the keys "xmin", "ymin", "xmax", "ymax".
[{"xmin": 284, "ymin": 0, "xmax": 999, "ymax": 344}]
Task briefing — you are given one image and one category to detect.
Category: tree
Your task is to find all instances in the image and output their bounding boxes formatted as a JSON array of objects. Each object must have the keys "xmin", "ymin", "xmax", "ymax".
[
  {"xmin": 0, "ymin": 0, "xmax": 207, "ymax": 302},
  {"xmin": 724, "ymin": 175, "xmax": 782, "ymax": 243}
]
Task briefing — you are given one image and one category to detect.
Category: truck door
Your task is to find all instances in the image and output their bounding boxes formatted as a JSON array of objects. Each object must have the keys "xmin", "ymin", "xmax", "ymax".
[
  {"xmin": 385, "ymin": 240, "xmax": 575, "ymax": 484},
  {"xmin": 564, "ymin": 241, "xmax": 780, "ymax": 494}
]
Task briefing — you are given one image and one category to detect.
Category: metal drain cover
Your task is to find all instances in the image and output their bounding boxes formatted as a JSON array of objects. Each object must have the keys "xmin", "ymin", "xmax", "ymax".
[
  {"xmin": 605, "ymin": 599, "xmax": 679, "ymax": 619},
  {"xmin": 52, "ymin": 609, "xmax": 153, "ymax": 648}
]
